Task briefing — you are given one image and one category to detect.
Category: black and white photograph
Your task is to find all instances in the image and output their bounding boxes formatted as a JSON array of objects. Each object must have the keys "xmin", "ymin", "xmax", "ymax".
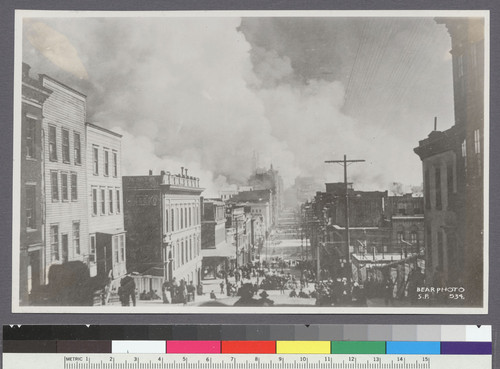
[{"xmin": 12, "ymin": 10, "xmax": 489, "ymax": 313}]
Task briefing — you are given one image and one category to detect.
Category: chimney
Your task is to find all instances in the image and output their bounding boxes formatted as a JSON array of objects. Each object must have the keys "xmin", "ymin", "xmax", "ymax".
[
  {"xmin": 181, "ymin": 167, "xmax": 184, "ymax": 176},
  {"xmin": 185, "ymin": 168, "xmax": 188, "ymax": 177},
  {"xmin": 160, "ymin": 170, "xmax": 165, "ymax": 176},
  {"xmin": 149, "ymin": 169, "xmax": 153, "ymax": 175},
  {"xmin": 434, "ymin": 116, "xmax": 437, "ymax": 131},
  {"xmin": 22, "ymin": 63, "xmax": 31, "ymax": 79}
]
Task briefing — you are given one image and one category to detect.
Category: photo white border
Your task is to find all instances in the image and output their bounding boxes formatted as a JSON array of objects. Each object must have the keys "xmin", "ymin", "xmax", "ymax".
[{"xmin": 12, "ymin": 9, "xmax": 490, "ymax": 314}]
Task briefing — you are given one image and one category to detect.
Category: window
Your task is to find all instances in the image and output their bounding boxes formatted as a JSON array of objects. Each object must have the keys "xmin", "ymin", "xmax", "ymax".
[
  {"xmin": 89, "ymin": 235, "xmax": 96, "ymax": 262},
  {"xmin": 471, "ymin": 43, "xmax": 478, "ymax": 67},
  {"xmin": 189, "ymin": 239, "xmax": 192, "ymax": 260},
  {"xmin": 424, "ymin": 169, "xmax": 430, "ymax": 210},
  {"xmin": 181, "ymin": 241, "xmax": 185, "ymax": 264},
  {"xmin": 426, "ymin": 225, "xmax": 432, "ymax": 268},
  {"xmin": 171, "ymin": 209, "xmax": 175, "ymax": 232},
  {"xmin": 51, "ymin": 171, "xmax": 59, "ymax": 201},
  {"xmin": 26, "ymin": 185, "xmax": 36, "ymax": 229},
  {"xmin": 104, "ymin": 150, "xmax": 109, "ymax": 176},
  {"xmin": 189, "ymin": 207, "xmax": 192, "ymax": 227},
  {"xmin": 100, "ymin": 189, "xmax": 106, "ymax": 215},
  {"xmin": 474, "ymin": 129, "xmax": 481, "ymax": 154},
  {"xmin": 92, "ymin": 188, "xmax": 98, "ymax": 216},
  {"xmin": 120, "ymin": 234, "xmax": 125, "ymax": 262},
  {"xmin": 50, "ymin": 225, "xmax": 59, "ymax": 261},
  {"xmin": 462, "ymin": 139, "xmax": 467, "ymax": 172},
  {"xmin": 61, "ymin": 173, "xmax": 68, "ymax": 201},
  {"xmin": 435, "ymin": 167, "xmax": 442, "ymax": 210},
  {"xmin": 73, "ymin": 222, "xmax": 80, "ymax": 255},
  {"xmin": 93, "ymin": 147, "xmax": 99, "ymax": 175},
  {"xmin": 71, "ymin": 173, "xmax": 77, "ymax": 200},
  {"xmin": 74, "ymin": 132, "xmax": 81, "ymax": 164},
  {"xmin": 457, "ymin": 54, "xmax": 464, "ymax": 78},
  {"xmin": 62, "ymin": 128, "xmax": 70, "ymax": 163},
  {"xmin": 397, "ymin": 231, "xmax": 404, "ymax": 242},
  {"xmin": 113, "ymin": 236, "xmax": 119, "ymax": 263},
  {"xmin": 26, "ymin": 118, "xmax": 36, "ymax": 159},
  {"xmin": 410, "ymin": 231, "xmax": 418, "ymax": 244},
  {"xmin": 165, "ymin": 208, "xmax": 169, "ymax": 232},
  {"xmin": 437, "ymin": 230, "xmax": 444, "ymax": 270},
  {"xmin": 116, "ymin": 190, "xmax": 121, "ymax": 213},
  {"xmin": 176, "ymin": 208, "xmax": 179, "ymax": 230},
  {"xmin": 48, "ymin": 125, "xmax": 57, "ymax": 161},
  {"xmin": 184, "ymin": 207, "xmax": 188, "ymax": 228},
  {"xmin": 109, "ymin": 189, "xmax": 113, "ymax": 213},
  {"xmin": 446, "ymin": 164, "xmax": 454, "ymax": 209},
  {"xmin": 180, "ymin": 208, "xmax": 184, "ymax": 229},
  {"xmin": 113, "ymin": 152, "xmax": 118, "ymax": 177}
]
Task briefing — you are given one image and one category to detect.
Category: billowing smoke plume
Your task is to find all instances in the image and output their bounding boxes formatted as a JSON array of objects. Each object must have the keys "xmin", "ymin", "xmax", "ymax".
[{"xmin": 22, "ymin": 16, "xmax": 453, "ymax": 198}]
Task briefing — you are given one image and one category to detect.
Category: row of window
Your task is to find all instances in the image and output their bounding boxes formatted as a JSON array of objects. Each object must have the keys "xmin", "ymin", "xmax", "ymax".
[
  {"xmin": 165, "ymin": 205, "xmax": 200, "ymax": 233},
  {"xmin": 92, "ymin": 146, "xmax": 118, "ymax": 177},
  {"xmin": 51, "ymin": 171, "xmax": 78, "ymax": 202},
  {"xmin": 49, "ymin": 222, "xmax": 80, "ymax": 262},
  {"xmin": 396, "ymin": 231, "xmax": 419, "ymax": 244},
  {"xmin": 88, "ymin": 234, "xmax": 125, "ymax": 264},
  {"xmin": 91, "ymin": 187, "xmax": 121, "ymax": 216},
  {"xmin": 172, "ymin": 236, "xmax": 201, "ymax": 269},
  {"xmin": 48, "ymin": 125, "xmax": 82, "ymax": 165}
]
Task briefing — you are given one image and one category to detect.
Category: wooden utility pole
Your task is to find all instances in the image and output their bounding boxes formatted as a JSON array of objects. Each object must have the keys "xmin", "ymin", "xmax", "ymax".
[{"xmin": 325, "ymin": 154, "xmax": 365, "ymax": 278}]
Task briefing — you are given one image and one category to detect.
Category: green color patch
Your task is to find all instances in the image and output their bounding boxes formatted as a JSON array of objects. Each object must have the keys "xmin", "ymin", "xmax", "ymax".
[{"xmin": 331, "ymin": 341, "xmax": 386, "ymax": 354}]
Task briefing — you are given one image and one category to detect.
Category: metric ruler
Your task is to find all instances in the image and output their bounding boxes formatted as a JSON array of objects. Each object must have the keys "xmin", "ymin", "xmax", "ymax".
[{"xmin": 2, "ymin": 354, "xmax": 492, "ymax": 369}]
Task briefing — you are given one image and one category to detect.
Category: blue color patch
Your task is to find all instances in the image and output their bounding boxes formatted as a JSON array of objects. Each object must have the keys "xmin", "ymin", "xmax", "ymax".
[{"xmin": 386, "ymin": 341, "xmax": 440, "ymax": 355}]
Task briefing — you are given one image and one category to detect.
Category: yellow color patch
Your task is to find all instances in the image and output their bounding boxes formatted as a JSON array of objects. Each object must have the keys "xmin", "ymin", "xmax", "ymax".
[{"xmin": 276, "ymin": 341, "xmax": 331, "ymax": 354}]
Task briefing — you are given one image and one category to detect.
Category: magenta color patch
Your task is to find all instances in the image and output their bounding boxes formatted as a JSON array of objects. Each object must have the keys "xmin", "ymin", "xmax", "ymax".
[{"xmin": 166, "ymin": 340, "xmax": 221, "ymax": 353}]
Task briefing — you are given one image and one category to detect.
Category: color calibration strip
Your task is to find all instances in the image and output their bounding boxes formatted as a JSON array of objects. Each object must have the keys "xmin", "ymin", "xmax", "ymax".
[
  {"xmin": 3, "ymin": 325, "xmax": 491, "ymax": 355},
  {"xmin": 3, "ymin": 324, "xmax": 491, "ymax": 342},
  {"xmin": 2, "ymin": 340, "xmax": 491, "ymax": 355}
]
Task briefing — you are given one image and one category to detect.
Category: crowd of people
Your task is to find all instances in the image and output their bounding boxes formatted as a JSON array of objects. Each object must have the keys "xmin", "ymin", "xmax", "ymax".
[{"xmin": 115, "ymin": 261, "xmax": 429, "ymax": 307}]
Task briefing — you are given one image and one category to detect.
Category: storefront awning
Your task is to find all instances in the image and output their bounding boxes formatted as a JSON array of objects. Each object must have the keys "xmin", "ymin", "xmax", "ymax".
[{"xmin": 201, "ymin": 242, "xmax": 236, "ymax": 259}]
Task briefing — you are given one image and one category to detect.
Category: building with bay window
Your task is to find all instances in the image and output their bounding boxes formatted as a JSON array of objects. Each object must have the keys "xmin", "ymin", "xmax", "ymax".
[{"xmin": 19, "ymin": 63, "xmax": 52, "ymax": 305}]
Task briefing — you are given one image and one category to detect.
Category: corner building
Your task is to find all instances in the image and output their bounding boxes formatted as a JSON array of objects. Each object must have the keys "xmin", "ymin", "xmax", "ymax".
[
  {"xmin": 123, "ymin": 170, "xmax": 203, "ymax": 293},
  {"xmin": 19, "ymin": 63, "xmax": 52, "ymax": 304},
  {"xmin": 414, "ymin": 18, "xmax": 484, "ymax": 304}
]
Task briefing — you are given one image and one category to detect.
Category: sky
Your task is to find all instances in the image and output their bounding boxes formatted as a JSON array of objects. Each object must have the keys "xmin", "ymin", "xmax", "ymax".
[{"xmin": 21, "ymin": 14, "xmax": 455, "ymax": 197}]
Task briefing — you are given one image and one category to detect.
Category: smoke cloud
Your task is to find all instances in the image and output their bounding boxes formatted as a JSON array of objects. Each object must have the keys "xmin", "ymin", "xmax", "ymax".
[{"xmin": 22, "ymin": 15, "xmax": 454, "ymax": 198}]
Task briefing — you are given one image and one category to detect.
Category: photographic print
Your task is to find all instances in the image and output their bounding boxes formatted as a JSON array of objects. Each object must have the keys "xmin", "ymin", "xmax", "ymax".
[{"xmin": 12, "ymin": 10, "xmax": 489, "ymax": 313}]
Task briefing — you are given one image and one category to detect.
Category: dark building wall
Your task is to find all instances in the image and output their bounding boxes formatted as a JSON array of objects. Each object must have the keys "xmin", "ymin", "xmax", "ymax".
[
  {"xmin": 201, "ymin": 222, "xmax": 216, "ymax": 250},
  {"xmin": 20, "ymin": 63, "xmax": 52, "ymax": 305},
  {"xmin": 123, "ymin": 178, "xmax": 162, "ymax": 273}
]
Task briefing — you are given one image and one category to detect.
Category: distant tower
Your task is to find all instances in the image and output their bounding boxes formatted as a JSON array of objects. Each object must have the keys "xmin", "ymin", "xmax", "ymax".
[{"xmin": 252, "ymin": 151, "xmax": 259, "ymax": 174}]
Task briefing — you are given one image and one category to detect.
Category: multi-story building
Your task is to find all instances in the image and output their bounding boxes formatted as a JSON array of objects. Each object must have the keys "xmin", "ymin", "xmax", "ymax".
[
  {"xmin": 86, "ymin": 122, "xmax": 126, "ymax": 280},
  {"xmin": 225, "ymin": 205, "xmax": 252, "ymax": 267},
  {"xmin": 228, "ymin": 189, "xmax": 272, "ymax": 235},
  {"xmin": 19, "ymin": 63, "xmax": 52, "ymax": 304},
  {"xmin": 40, "ymin": 73, "xmax": 89, "ymax": 283},
  {"xmin": 384, "ymin": 195, "xmax": 425, "ymax": 254},
  {"xmin": 414, "ymin": 18, "xmax": 484, "ymax": 304},
  {"xmin": 200, "ymin": 199, "xmax": 233, "ymax": 279},
  {"xmin": 248, "ymin": 165, "xmax": 283, "ymax": 226},
  {"xmin": 123, "ymin": 169, "xmax": 203, "ymax": 294}
]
